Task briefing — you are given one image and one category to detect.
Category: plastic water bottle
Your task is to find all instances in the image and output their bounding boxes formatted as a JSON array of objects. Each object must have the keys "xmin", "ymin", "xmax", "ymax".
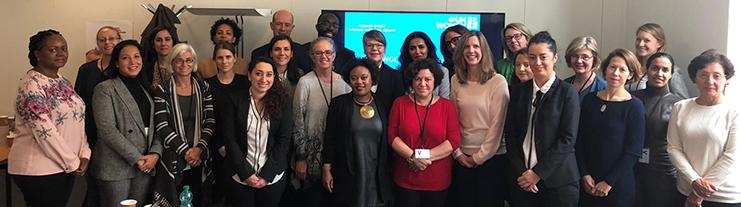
[{"xmin": 179, "ymin": 185, "xmax": 193, "ymax": 207}]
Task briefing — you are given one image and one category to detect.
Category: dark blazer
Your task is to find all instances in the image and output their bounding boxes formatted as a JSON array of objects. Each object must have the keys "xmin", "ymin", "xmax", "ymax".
[
  {"xmin": 376, "ymin": 63, "xmax": 405, "ymax": 114},
  {"xmin": 505, "ymin": 78, "xmax": 581, "ymax": 188},
  {"xmin": 222, "ymin": 89, "xmax": 292, "ymax": 182},
  {"xmin": 251, "ymin": 40, "xmax": 311, "ymax": 71},
  {"xmin": 91, "ymin": 77, "xmax": 162, "ymax": 180},
  {"xmin": 322, "ymin": 93, "xmax": 393, "ymax": 206}
]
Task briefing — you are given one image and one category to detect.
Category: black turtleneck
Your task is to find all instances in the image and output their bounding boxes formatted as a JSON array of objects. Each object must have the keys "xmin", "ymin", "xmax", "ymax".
[
  {"xmin": 632, "ymin": 85, "xmax": 682, "ymax": 175},
  {"xmin": 121, "ymin": 75, "xmax": 151, "ymax": 124}
]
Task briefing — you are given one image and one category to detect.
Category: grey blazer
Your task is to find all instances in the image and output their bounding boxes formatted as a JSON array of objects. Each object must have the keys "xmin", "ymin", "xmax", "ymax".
[{"xmin": 90, "ymin": 77, "xmax": 163, "ymax": 181}]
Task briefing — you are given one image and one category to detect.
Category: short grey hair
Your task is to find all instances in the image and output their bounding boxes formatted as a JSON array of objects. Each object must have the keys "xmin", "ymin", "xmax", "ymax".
[{"xmin": 164, "ymin": 43, "xmax": 198, "ymax": 74}]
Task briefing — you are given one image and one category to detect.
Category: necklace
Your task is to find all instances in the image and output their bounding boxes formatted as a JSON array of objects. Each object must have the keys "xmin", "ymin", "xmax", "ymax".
[
  {"xmin": 570, "ymin": 72, "xmax": 594, "ymax": 93},
  {"xmin": 353, "ymin": 95, "xmax": 375, "ymax": 119},
  {"xmin": 314, "ymin": 70, "xmax": 333, "ymax": 107}
]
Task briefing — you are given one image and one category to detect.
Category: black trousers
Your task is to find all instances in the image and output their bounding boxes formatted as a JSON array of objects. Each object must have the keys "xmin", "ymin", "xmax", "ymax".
[
  {"xmin": 448, "ymin": 154, "xmax": 508, "ymax": 207},
  {"xmin": 227, "ymin": 175, "xmax": 287, "ymax": 207},
  {"xmin": 179, "ymin": 167, "xmax": 203, "ymax": 207},
  {"xmin": 508, "ymin": 178, "xmax": 579, "ymax": 207},
  {"xmin": 11, "ymin": 172, "xmax": 75, "ymax": 207},
  {"xmin": 395, "ymin": 187, "xmax": 447, "ymax": 207},
  {"xmin": 635, "ymin": 166, "xmax": 683, "ymax": 207}
]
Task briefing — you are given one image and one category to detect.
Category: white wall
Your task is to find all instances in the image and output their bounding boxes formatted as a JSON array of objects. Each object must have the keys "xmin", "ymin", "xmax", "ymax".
[{"xmin": 0, "ymin": 0, "xmax": 731, "ymax": 116}]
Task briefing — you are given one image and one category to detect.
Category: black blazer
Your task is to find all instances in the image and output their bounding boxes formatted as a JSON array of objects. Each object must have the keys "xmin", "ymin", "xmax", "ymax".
[
  {"xmin": 222, "ymin": 89, "xmax": 292, "ymax": 182},
  {"xmin": 322, "ymin": 93, "xmax": 393, "ymax": 206},
  {"xmin": 376, "ymin": 63, "xmax": 405, "ymax": 114},
  {"xmin": 505, "ymin": 78, "xmax": 581, "ymax": 188}
]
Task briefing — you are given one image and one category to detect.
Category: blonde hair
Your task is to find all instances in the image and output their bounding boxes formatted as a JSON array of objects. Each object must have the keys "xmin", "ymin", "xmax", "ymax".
[
  {"xmin": 453, "ymin": 31, "xmax": 496, "ymax": 84},
  {"xmin": 636, "ymin": 23, "xmax": 666, "ymax": 53},
  {"xmin": 164, "ymin": 43, "xmax": 198, "ymax": 74},
  {"xmin": 565, "ymin": 36, "xmax": 600, "ymax": 69},
  {"xmin": 503, "ymin": 23, "xmax": 532, "ymax": 59}
]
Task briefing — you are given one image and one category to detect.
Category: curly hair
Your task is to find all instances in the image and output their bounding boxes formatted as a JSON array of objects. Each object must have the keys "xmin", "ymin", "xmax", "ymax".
[
  {"xmin": 404, "ymin": 58, "xmax": 444, "ymax": 88},
  {"xmin": 343, "ymin": 58, "xmax": 378, "ymax": 86},
  {"xmin": 28, "ymin": 29, "xmax": 62, "ymax": 67},
  {"xmin": 248, "ymin": 57, "xmax": 288, "ymax": 120},
  {"xmin": 210, "ymin": 18, "xmax": 243, "ymax": 45}
]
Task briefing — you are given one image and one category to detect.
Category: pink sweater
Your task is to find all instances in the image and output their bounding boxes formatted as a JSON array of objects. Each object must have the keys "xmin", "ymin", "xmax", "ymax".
[
  {"xmin": 9, "ymin": 70, "xmax": 91, "ymax": 176},
  {"xmin": 450, "ymin": 74, "xmax": 509, "ymax": 164}
]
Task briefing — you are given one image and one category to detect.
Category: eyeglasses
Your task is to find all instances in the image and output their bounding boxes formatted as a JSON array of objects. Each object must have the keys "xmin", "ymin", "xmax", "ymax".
[
  {"xmin": 312, "ymin": 50, "xmax": 335, "ymax": 57},
  {"xmin": 445, "ymin": 36, "xmax": 461, "ymax": 46},
  {"xmin": 97, "ymin": 37, "xmax": 120, "ymax": 43},
  {"xmin": 570, "ymin": 55, "xmax": 593, "ymax": 61},
  {"xmin": 365, "ymin": 43, "xmax": 385, "ymax": 49},
  {"xmin": 505, "ymin": 33, "xmax": 524, "ymax": 42},
  {"xmin": 173, "ymin": 58, "xmax": 195, "ymax": 65}
]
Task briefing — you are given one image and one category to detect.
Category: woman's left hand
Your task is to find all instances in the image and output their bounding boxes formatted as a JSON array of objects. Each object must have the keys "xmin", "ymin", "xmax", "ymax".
[{"xmin": 185, "ymin": 148, "xmax": 202, "ymax": 166}]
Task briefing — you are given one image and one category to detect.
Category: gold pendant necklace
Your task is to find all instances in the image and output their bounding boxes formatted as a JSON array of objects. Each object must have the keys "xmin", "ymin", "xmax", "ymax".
[{"xmin": 353, "ymin": 95, "xmax": 375, "ymax": 119}]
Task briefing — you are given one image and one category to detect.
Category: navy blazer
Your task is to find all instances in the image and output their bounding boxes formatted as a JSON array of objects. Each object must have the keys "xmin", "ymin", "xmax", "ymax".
[
  {"xmin": 222, "ymin": 89, "xmax": 292, "ymax": 182},
  {"xmin": 504, "ymin": 78, "xmax": 581, "ymax": 188}
]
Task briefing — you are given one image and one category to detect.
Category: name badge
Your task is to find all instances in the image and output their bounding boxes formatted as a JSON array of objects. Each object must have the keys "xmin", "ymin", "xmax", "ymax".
[
  {"xmin": 414, "ymin": 149, "xmax": 431, "ymax": 159},
  {"xmin": 639, "ymin": 148, "xmax": 650, "ymax": 164}
]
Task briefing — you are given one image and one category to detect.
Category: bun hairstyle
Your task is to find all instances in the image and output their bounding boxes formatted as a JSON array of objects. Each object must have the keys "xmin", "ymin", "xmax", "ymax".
[{"xmin": 528, "ymin": 31, "xmax": 557, "ymax": 54}]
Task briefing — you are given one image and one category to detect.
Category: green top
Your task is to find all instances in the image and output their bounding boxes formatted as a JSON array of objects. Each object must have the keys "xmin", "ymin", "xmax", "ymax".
[{"xmin": 495, "ymin": 58, "xmax": 514, "ymax": 85}]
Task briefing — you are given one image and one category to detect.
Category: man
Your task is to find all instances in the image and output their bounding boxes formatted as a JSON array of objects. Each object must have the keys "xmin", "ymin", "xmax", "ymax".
[
  {"xmin": 299, "ymin": 12, "xmax": 357, "ymax": 75},
  {"xmin": 197, "ymin": 18, "xmax": 249, "ymax": 79},
  {"xmin": 251, "ymin": 10, "xmax": 310, "ymax": 70}
]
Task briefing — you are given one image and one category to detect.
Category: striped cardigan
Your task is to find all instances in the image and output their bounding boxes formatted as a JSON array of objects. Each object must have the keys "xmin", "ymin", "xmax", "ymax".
[{"xmin": 151, "ymin": 75, "xmax": 215, "ymax": 207}]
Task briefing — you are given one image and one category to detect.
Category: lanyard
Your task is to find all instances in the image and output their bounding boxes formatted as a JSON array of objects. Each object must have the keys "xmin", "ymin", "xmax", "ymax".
[{"xmin": 413, "ymin": 94, "xmax": 434, "ymax": 149}]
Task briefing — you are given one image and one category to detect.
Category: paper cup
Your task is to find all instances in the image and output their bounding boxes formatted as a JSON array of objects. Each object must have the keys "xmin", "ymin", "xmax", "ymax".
[{"xmin": 120, "ymin": 199, "xmax": 137, "ymax": 207}]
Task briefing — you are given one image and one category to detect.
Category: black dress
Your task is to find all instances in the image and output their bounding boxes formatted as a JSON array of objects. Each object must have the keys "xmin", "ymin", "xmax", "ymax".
[{"xmin": 323, "ymin": 93, "xmax": 394, "ymax": 207}]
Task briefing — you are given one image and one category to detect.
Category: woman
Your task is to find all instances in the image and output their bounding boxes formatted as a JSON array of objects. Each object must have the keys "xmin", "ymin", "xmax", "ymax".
[
  {"xmin": 293, "ymin": 37, "xmax": 352, "ymax": 207},
  {"xmin": 576, "ymin": 48, "xmax": 646, "ymax": 207},
  {"xmin": 564, "ymin": 36, "xmax": 607, "ymax": 101},
  {"xmin": 363, "ymin": 30, "xmax": 405, "ymax": 112},
  {"xmin": 74, "ymin": 26, "xmax": 122, "ymax": 207},
  {"xmin": 630, "ymin": 23, "xmax": 691, "ymax": 98},
  {"xmin": 668, "ymin": 51, "xmax": 740, "ymax": 207},
  {"xmin": 496, "ymin": 23, "xmax": 532, "ymax": 84},
  {"xmin": 222, "ymin": 57, "xmax": 291, "ymax": 207},
  {"xmin": 440, "ymin": 25, "xmax": 469, "ymax": 77},
  {"xmin": 448, "ymin": 31, "xmax": 509, "ymax": 207},
  {"xmin": 197, "ymin": 18, "xmax": 249, "ymax": 79},
  {"xmin": 75, "ymin": 26, "xmax": 122, "ymax": 149},
  {"xmin": 91, "ymin": 40, "xmax": 161, "ymax": 207},
  {"xmin": 151, "ymin": 43, "xmax": 215, "ymax": 207},
  {"xmin": 399, "ymin": 31, "xmax": 450, "ymax": 98},
  {"xmin": 143, "ymin": 25, "xmax": 179, "ymax": 87},
  {"xmin": 632, "ymin": 52, "xmax": 683, "ymax": 207},
  {"xmin": 269, "ymin": 34, "xmax": 305, "ymax": 101},
  {"xmin": 204, "ymin": 42, "xmax": 250, "ymax": 205},
  {"xmin": 322, "ymin": 59, "xmax": 394, "ymax": 207},
  {"xmin": 10, "ymin": 29, "xmax": 91, "ymax": 207},
  {"xmin": 388, "ymin": 58, "xmax": 461, "ymax": 207},
  {"xmin": 513, "ymin": 50, "xmax": 533, "ymax": 83},
  {"xmin": 504, "ymin": 31, "xmax": 581, "ymax": 207}
]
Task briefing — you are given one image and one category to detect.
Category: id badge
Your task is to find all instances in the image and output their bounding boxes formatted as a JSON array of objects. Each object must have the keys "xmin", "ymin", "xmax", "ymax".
[
  {"xmin": 638, "ymin": 148, "xmax": 650, "ymax": 164},
  {"xmin": 414, "ymin": 149, "xmax": 431, "ymax": 159}
]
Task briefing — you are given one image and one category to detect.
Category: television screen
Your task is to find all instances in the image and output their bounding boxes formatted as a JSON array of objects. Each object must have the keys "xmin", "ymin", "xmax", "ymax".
[{"xmin": 324, "ymin": 10, "xmax": 506, "ymax": 69}]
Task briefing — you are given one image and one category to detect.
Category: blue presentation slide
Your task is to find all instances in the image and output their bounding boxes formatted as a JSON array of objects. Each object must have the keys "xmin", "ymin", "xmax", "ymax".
[{"xmin": 344, "ymin": 12, "xmax": 481, "ymax": 69}]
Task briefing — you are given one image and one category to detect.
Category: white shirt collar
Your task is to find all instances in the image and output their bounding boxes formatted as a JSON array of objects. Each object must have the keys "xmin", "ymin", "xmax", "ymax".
[{"xmin": 533, "ymin": 73, "xmax": 557, "ymax": 94}]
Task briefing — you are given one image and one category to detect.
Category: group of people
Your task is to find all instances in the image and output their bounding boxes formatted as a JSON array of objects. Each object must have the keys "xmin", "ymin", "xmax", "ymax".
[{"xmin": 7, "ymin": 8, "xmax": 739, "ymax": 207}]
